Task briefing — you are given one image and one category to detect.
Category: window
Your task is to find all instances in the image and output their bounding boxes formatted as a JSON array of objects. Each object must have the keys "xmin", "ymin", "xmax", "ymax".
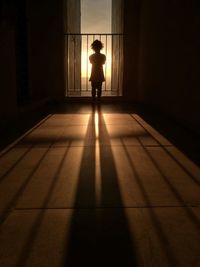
[{"xmin": 65, "ymin": 0, "xmax": 123, "ymax": 97}]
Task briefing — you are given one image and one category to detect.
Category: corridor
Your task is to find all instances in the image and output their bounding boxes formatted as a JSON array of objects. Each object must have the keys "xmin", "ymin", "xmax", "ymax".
[{"xmin": 0, "ymin": 103, "xmax": 199, "ymax": 266}]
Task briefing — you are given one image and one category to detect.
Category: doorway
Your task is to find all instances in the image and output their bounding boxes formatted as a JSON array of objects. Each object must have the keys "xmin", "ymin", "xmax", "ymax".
[{"xmin": 65, "ymin": 0, "xmax": 123, "ymax": 97}]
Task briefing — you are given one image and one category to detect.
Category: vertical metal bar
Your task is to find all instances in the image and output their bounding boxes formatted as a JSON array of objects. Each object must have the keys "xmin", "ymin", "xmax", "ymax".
[
  {"xmin": 74, "ymin": 35, "xmax": 76, "ymax": 92},
  {"xmin": 67, "ymin": 35, "xmax": 69, "ymax": 96},
  {"xmin": 87, "ymin": 34, "xmax": 88, "ymax": 91},
  {"xmin": 80, "ymin": 35, "xmax": 82, "ymax": 94},
  {"xmin": 105, "ymin": 35, "xmax": 107, "ymax": 92},
  {"xmin": 118, "ymin": 34, "xmax": 120, "ymax": 96},
  {"xmin": 81, "ymin": 35, "xmax": 84, "ymax": 93},
  {"xmin": 111, "ymin": 35, "xmax": 113, "ymax": 93}
]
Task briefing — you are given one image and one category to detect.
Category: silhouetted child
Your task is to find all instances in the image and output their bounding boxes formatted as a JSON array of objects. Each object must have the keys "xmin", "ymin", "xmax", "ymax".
[{"xmin": 89, "ymin": 40, "xmax": 106, "ymax": 100}]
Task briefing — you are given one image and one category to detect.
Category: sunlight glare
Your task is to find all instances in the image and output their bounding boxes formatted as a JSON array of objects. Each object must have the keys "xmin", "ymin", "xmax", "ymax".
[
  {"xmin": 94, "ymin": 110, "xmax": 101, "ymax": 206},
  {"xmin": 95, "ymin": 111, "xmax": 99, "ymax": 138}
]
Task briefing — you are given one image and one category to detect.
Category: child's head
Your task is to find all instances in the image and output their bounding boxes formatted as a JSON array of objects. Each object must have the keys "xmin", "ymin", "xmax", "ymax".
[{"xmin": 91, "ymin": 40, "xmax": 104, "ymax": 52}]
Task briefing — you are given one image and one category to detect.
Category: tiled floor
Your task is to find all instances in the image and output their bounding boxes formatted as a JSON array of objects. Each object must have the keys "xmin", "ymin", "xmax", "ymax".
[{"xmin": 0, "ymin": 104, "xmax": 200, "ymax": 266}]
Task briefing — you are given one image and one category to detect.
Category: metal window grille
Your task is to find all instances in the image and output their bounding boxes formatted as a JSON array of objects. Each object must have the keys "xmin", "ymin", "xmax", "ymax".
[{"xmin": 65, "ymin": 33, "xmax": 123, "ymax": 97}]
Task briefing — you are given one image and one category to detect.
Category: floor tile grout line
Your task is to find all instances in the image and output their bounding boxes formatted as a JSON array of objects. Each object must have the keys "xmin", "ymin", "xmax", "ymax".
[
  {"xmin": 14, "ymin": 205, "xmax": 200, "ymax": 211},
  {"xmin": 131, "ymin": 113, "xmax": 200, "ymax": 186},
  {"xmin": 14, "ymin": 144, "xmax": 174, "ymax": 148},
  {"xmin": 0, "ymin": 114, "xmax": 53, "ymax": 157}
]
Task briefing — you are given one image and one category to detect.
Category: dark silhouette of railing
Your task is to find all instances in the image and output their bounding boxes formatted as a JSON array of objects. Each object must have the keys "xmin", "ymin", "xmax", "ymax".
[{"xmin": 65, "ymin": 33, "xmax": 123, "ymax": 97}]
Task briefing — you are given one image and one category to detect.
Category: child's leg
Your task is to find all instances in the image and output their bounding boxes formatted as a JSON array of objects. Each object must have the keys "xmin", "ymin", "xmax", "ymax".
[
  {"xmin": 97, "ymin": 83, "xmax": 102, "ymax": 98},
  {"xmin": 91, "ymin": 82, "xmax": 96, "ymax": 99},
  {"xmin": 92, "ymin": 87, "xmax": 96, "ymax": 99}
]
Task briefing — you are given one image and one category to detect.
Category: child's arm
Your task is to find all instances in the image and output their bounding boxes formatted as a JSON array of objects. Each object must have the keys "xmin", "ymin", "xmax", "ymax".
[
  {"xmin": 102, "ymin": 55, "xmax": 106, "ymax": 64},
  {"xmin": 89, "ymin": 55, "xmax": 93, "ymax": 64}
]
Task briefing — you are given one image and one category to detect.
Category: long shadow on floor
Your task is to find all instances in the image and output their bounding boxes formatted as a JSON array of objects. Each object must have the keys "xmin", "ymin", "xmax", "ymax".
[{"xmin": 64, "ymin": 103, "xmax": 138, "ymax": 266}]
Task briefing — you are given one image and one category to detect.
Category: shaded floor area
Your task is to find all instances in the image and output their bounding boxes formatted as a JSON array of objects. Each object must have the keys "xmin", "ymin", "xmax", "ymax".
[{"xmin": 0, "ymin": 103, "xmax": 200, "ymax": 266}]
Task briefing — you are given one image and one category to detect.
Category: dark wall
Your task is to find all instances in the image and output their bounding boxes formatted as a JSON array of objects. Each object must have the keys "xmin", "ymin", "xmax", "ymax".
[
  {"xmin": 0, "ymin": 1, "xmax": 17, "ymax": 121},
  {"xmin": 123, "ymin": 0, "xmax": 200, "ymax": 133},
  {"xmin": 27, "ymin": 0, "xmax": 65, "ymax": 101},
  {"xmin": 137, "ymin": 0, "xmax": 200, "ymax": 132},
  {"xmin": 0, "ymin": 0, "xmax": 65, "ymax": 125},
  {"xmin": 123, "ymin": 0, "xmax": 141, "ymax": 100}
]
